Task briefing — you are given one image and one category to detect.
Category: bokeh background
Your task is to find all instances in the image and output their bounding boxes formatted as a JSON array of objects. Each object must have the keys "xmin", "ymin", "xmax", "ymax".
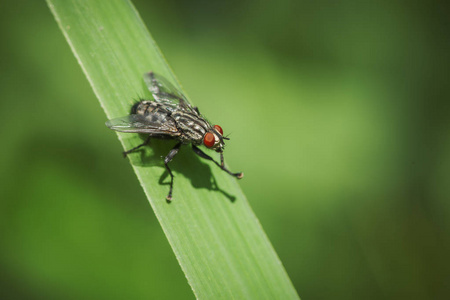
[{"xmin": 1, "ymin": 0, "xmax": 449, "ymax": 299}]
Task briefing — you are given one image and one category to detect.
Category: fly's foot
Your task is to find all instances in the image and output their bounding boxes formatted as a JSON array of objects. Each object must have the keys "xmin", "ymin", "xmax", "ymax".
[{"xmin": 122, "ymin": 136, "xmax": 152, "ymax": 158}]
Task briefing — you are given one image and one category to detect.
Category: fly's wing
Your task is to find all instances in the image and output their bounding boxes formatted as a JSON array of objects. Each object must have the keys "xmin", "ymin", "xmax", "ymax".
[
  {"xmin": 106, "ymin": 113, "xmax": 180, "ymax": 136},
  {"xmin": 143, "ymin": 71, "xmax": 196, "ymax": 114}
]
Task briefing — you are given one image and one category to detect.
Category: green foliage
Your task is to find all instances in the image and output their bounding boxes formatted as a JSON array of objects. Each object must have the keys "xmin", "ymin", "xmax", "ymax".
[
  {"xmin": 1, "ymin": 0, "xmax": 448, "ymax": 299},
  {"xmin": 47, "ymin": 0, "xmax": 299, "ymax": 299}
]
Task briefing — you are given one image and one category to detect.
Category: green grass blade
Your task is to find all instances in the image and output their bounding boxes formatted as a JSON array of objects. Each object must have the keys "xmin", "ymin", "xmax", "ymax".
[{"xmin": 47, "ymin": 1, "xmax": 299, "ymax": 298}]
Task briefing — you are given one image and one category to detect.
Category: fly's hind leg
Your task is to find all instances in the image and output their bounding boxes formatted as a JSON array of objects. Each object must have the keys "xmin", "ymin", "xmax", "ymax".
[
  {"xmin": 192, "ymin": 145, "xmax": 243, "ymax": 179},
  {"xmin": 123, "ymin": 135, "xmax": 151, "ymax": 157},
  {"xmin": 164, "ymin": 142, "xmax": 182, "ymax": 202}
]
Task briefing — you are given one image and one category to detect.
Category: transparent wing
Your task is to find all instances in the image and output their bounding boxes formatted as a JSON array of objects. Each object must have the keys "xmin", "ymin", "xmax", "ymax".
[
  {"xmin": 106, "ymin": 113, "xmax": 180, "ymax": 135},
  {"xmin": 143, "ymin": 71, "xmax": 196, "ymax": 113}
]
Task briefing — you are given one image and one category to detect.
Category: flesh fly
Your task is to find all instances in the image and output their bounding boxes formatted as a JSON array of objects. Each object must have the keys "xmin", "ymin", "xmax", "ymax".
[{"xmin": 106, "ymin": 72, "xmax": 243, "ymax": 201}]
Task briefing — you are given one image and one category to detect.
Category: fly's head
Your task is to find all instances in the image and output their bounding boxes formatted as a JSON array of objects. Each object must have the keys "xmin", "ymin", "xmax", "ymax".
[{"xmin": 203, "ymin": 125, "xmax": 227, "ymax": 152}]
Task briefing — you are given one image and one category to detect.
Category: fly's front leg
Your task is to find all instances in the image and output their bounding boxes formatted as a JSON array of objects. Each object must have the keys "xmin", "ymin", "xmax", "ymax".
[
  {"xmin": 123, "ymin": 135, "xmax": 151, "ymax": 157},
  {"xmin": 164, "ymin": 142, "xmax": 182, "ymax": 202},
  {"xmin": 192, "ymin": 145, "xmax": 243, "ymax": 179},
  {"xmin": 220, "ymin": 152, "xmax": 225, "ymax": 167}
]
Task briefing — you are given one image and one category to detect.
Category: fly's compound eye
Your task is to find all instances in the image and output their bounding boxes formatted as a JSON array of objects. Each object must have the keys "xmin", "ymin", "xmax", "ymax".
[
  {"xmin": 203, "ymin": 132, "xmax": 215, "ymax": 148},
  {"xmin": 214, "ymin": 125, "xmax": 223, "ymax": 135}
]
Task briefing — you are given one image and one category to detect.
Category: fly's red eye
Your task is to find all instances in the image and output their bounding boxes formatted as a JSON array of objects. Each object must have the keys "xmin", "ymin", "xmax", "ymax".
[
  {"xmin": 214, "ymin": 125, "xmax": 223, "ymax": 135},
  {"xmin": 203, "ymin": 132, "xmax": 215, "ymax": 148}
]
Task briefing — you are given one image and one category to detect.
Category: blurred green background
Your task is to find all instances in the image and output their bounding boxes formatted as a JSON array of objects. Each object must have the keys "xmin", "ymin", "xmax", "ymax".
[{"xmin": 1, "ymin": 0, "xmax": 449, "ymax": 299}]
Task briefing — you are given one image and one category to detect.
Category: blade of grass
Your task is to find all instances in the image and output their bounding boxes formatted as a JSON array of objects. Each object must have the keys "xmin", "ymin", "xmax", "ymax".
[{"xmin": 47, "ymin": 0, "xmax": 299, "ymax": 298}]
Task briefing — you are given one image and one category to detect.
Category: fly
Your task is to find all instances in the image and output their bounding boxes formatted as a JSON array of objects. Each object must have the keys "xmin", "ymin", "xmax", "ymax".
[{"xmin": 106, "ymin": 71, "xmax": 243, "ymax": 202}]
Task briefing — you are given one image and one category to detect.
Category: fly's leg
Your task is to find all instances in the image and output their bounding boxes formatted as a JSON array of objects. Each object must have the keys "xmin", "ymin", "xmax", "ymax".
[
  {"xmin": 220, "ymin": 152, "xmax": 225, "ymax": 167},
  {"xmin": 192, "ymin": 145, "xmax": 244, "ymax": 179},
  {"xmin": 123, "ymin": 135, "xmax": 151, "ymax": 157},
  {"xmin": 164, "ymin": 142, "xmax": 182, "ymax": 202}
]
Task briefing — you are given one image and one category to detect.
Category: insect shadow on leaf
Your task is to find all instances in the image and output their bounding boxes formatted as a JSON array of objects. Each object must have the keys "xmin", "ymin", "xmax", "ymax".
[
  {"xmin": 121, "ymin": 129, "xmax": 237, "ymax": 202},
  {"xmin": 157, "ymin": 146, "xmax": 237, "ymax": 203}
]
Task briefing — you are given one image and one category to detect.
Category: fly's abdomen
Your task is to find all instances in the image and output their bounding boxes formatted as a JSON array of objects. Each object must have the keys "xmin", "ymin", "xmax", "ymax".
[
  {"xmin": 132, "ymin": 101, "xmax": 154, "ymax": 115},
  {"xmin": 132, "ymin": 100, "xmax": 171, "ymax": 116}
]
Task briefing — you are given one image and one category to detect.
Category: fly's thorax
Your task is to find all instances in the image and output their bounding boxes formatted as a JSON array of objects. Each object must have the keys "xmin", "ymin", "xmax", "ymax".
[
  {"xmin": 172, "ymin": 111, "xmax": 209, "ymax": 143},
  {"xmin": 171, "ymin": 111, "xmax": 225, "ymax": 150}
]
